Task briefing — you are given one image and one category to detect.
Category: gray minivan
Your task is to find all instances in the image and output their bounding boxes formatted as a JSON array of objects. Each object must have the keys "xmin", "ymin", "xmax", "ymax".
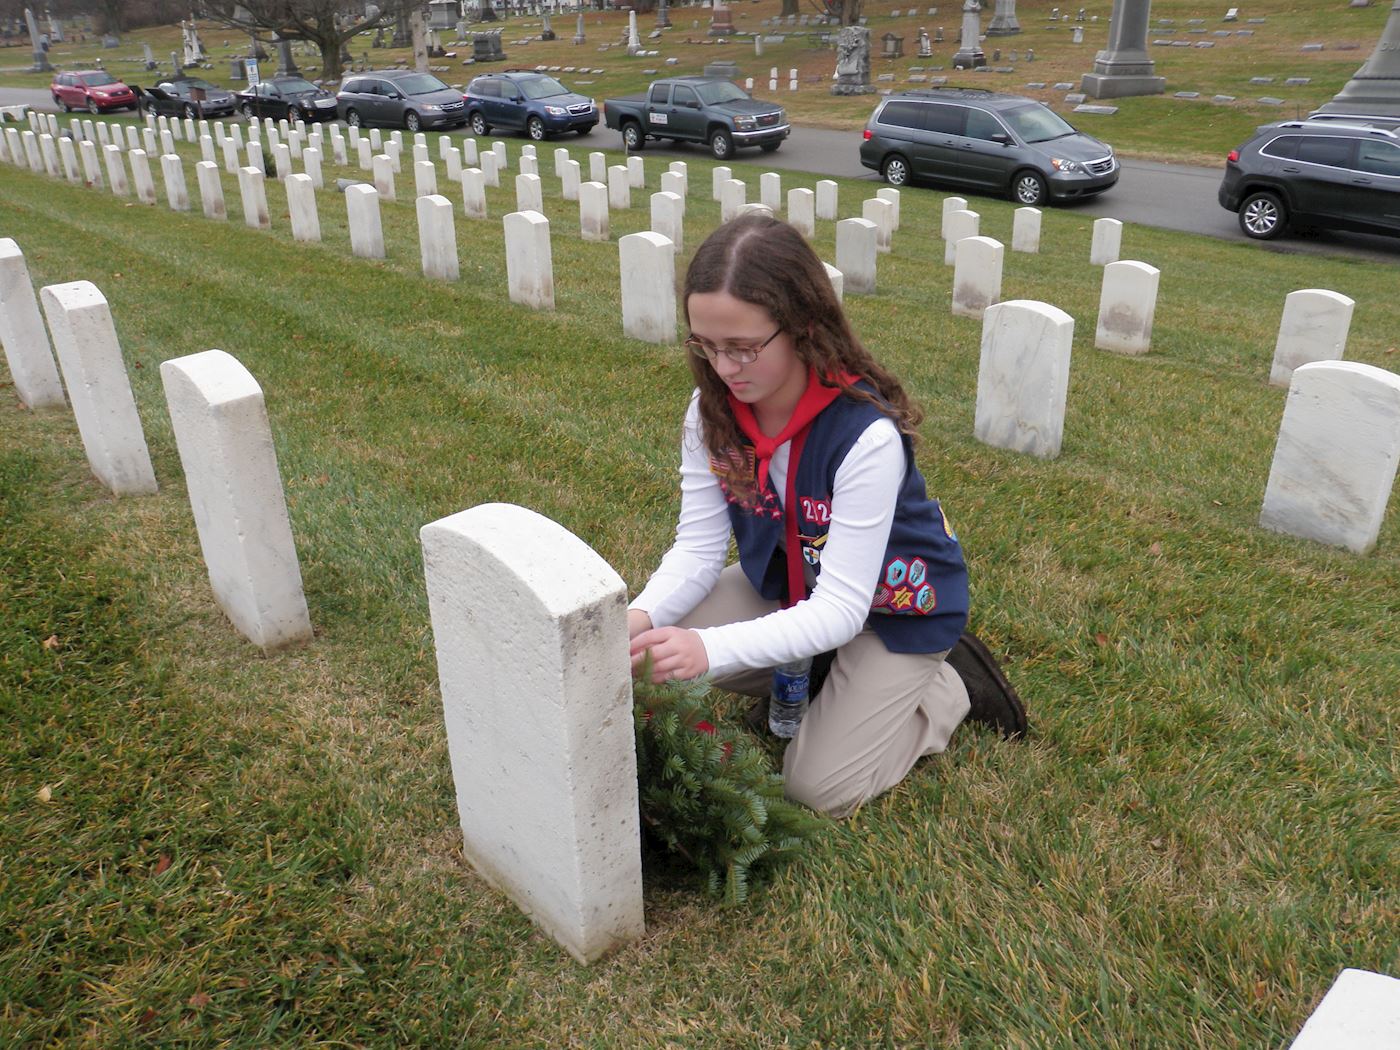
[
  {"xmin": 859, "ymin": 87, "xmax": 1118, "ymax": 206},
  {"xmin": 336, "ymin": 70, "xmax": 467, "ymax": 132}
]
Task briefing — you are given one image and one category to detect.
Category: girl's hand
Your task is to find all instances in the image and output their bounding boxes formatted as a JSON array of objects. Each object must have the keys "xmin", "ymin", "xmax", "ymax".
[
  {"xmin": 627, "ymin": 608, "xmax": 653, "ymax": 640},
  {"xmin": 630, "ymin": 627, "xmax": 709, "ymax": 683}
]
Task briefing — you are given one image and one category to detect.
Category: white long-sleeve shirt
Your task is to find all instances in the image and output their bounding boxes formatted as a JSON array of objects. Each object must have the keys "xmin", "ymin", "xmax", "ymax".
[{"xmin": 630, "ymin": 392, "xmax": 908, "ymax": 680}]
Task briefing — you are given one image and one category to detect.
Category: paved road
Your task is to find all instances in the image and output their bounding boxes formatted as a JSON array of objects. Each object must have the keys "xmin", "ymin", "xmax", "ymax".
[{"xmin": 6, "ymin": 85, "xmax": 1396, "ymax": 262}]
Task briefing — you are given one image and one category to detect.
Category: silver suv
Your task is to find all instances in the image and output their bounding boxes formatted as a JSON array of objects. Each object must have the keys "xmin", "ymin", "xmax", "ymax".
[{"xmin": 858, "ymin": 87, "xmax": 1118, "ymax": 206}]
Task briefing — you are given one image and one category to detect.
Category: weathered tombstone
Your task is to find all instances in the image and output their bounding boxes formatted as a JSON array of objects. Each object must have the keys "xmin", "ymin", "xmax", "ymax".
[
  {"xmin": 462, "ymin": 168, "xmax": 488, "ymax": 220},
  {"xmin": 626, "ymin": 155, "xmax": 644, "ymax": 190},
  {"xmin": 815, "ymin": 179, "xmax": 838, "ymax": 220},
  {"xmin": 58, "ymin": 136, "xmax": 80, "ymax": 184},
  {"xmin": 589, "ymin": 151, "xmax": 607, "ymax": 185},
  {"xmin": 481, "ymin": 148, "xmax": 500, "ymax": 188},
  {"xmin": 39, "ymin": 134, "xmax": 59, "ymax": 177},
  {"xmin": 974, "ymin": 300, "xmax": 1074, "ymax": 458},
  {"xmin": 419, "ymin": 502, "xmax": 645, "ymax": 964},
  {"xmin": 0, "ymin": 239, "xmax": 66, "ymax": 409},
  {"xmin": 285, "ymin": 173, "xmax": 320, "ymax": 242},
  {"xmin": 124, "ymin": 148, "xmax": 155, "ymax": 205},
  {"xmin": 579, "ymin": 181, "xmax": 609, "ymax": 241},
  {"xmin": 665, "ymin": 160, "xmax": 689, "ymax": 198},
  {"xmin": 195, "ymin": 160, "xmax": 226, "ymax": 220},
  {"xmin": 1012, "ymin": 206, "xmax": 1041, "ymax": 252},
  {"xmin": 102, "ymin": 144, "xmax": 129, "ymax": 196},
  {"xmin": 331, "ymin": 131, "xmax": 347, "ymax": 167},
  {"xmin": 373, "ymin": 154, "xmax": 396, "ymax": 202},
  {"xmin": 1090, "ymin": 217, "xmax": 1122, "ymax": 265},
  {"xmin": 238, "ymin": 165, "xmax": 271, "ymax": 229},
  {"xmin": 953, "ymin": 0, "xmax": 987, "ymax": 68},
  {"xmin": 720, "ymin": 178, "xmax": 746, "ymax": 222},
  {"xmin": 346, "ymin": 185, "xmax": 386, "ymax": 259},
  {"xmin": 823, "ymin": 261, "xmax": 844, "ymax": 303},
  {"xmin": 788, "ymin": 187, "xmax": 816, "ymax": 237},
  {"xmin": 862, "ymin": 197, "xmax": 895, "ymax": 253},
  {"xmin": 21, "ymin": 130, "xmax": 42, "ymax": 172},
  {"xmin": 943, "ymin": 209, "xmax": 980, "ymax": 265},
  {"xmin": 620, "ymin": 231, "xmax": 676, "ymax": 342},
  {"xmin": 271, "ymin": 142, "xmax": 291, "ymax": 181},
  {"xmin": 941, "ymin": 195, "xmax": 968, "ymax": 237},
  {"xmin": 418, "ymin": 194, "xmax": 459, "ymax": 280},
  {"xmin": 160, "ymin": 128, "xmax": 176, "ymax": 157},
  {"xmin": 445, "ymin": 146, "xmax": 462, "ymax": 185},
  {"xmin": 1270, "ymin": 289, "xmax": 1355, "ymax": 388},
  {"xmin": 160, "ymin": 350, "xmax": 313, "ymax": 650},
  {"xmin": 1259, "ymin": 362, "xmax": 1400, "ymax": 554},
  {"xmin": 712, "ymin": 165, "xmax": 733, "ymax": 201},
  {"xmin": 836, "ymin": 217, "xmax": 878, "ymax": 294},
  {"xmin": 608, "ymin": 165, "xmax": 631, "ymax": 210},
  {"xmin": 1288, "ymin": 968, "xmax": 1400, "ymax": 1048},
  {"xmin": 1082, "ymin": 0, "xmax": 1165, "ymax": 97},
  {"xmin": 461, "ymin": 137, "xmax": 479, "ymax": 167},
  {"xmin": 988, "ymin": 0, "xmax": 1021, "ymax": 35},
  {"xmin": 560, "ymin": 158, "xmax": 581, "ymax": 202},
  {"xmin": 161, "ymin": 154, "xmax": 190, "ymax": 211},
  {"xmin": 876, "ymin": 186, "xmax": 901, "ymax": 230},
  {"xmin": 516, "ymin": 171, "xmax": 544, "ymax": 212},
  {"xmin": 385, "ymin": 139, "xmax": 402, "ymax": 174},
  {"xmin": 39, "ymin": 281, "xmax": 158, "ymax": 496},
  {"xmin": 760, "ymin": 171, "xmax": 782, "ymax": 212},
  {"xmin": 358, "ymin": 139, "xmax": 373, "ymax": 172},
  {"xmin": 831, "ymin": 25, "xmax": 874, "ymax": 94},
  {"xmin": 952, "ymin": 236, "xmax": 1004, "ymax": 319},
  {"xmin": 660, "ymin": 170, "xmax": 686, "ymax": 207},
  {"xmin": 1095, "ymin": 260, "xmax": 1159, "ymax": 355},
  {"xmin": 650, "ymin": 190, "xmax": 684, "ymax": 251},
  {"xmin": 504, "ymin": 210, "xmax": 554, "ymax": 311},
  {"xmin": 303, "ymin": 147, "xmax": 323, "ymax": 190},
  {"xmin": 222, "ymin": 135, "xmax": 240, "ymax": 174},
  {"xmin": 79, "ymin": 140, "xmax": 103, "ymax": 189},
  {"xmin": 519, "ymin": 154, "xmax": 538, "ymax": 178},
  {"xmin": 414, "ymin": 158, "xmax": 438, "ymax": 198},
  {"xmin": 246, "ymin": 139, "xmax": 264, "ymax": 174},
  {"xmin": 492, "ymin": 140, "xmax": 507, "ymax": 169}
]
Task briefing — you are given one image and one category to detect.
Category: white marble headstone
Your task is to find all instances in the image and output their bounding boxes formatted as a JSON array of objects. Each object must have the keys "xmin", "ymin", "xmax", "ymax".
[
  {"xmin": 836, "ymin": 217, "xmax": 878, "ymax": 295},
  {"xmin": 504, "ymin": 210, "xmax": 554, "ymax": 310},
  {"xmin": 0, "ymin": 239, "xmax": 66, "ymax": 409},
  {"xmin": 974, "ymin": 300, "xmax": 1075, "ymax": 459},
  {"xmin": 1270, "ymin": 289, "xmax": 1355, "ymax": 388},
  {"xmin": 1095, "ymin": 260, "xmax": 1160, "ymax": 355},
  {"xmin": 619, "ymin": 231, "xmax": 676, "ymax": 343}
]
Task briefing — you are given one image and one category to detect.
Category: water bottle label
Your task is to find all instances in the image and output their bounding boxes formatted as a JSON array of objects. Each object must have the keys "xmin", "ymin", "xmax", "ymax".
[{"xmin": 772, "ymin": 669, "xmax": 809, "ymax": 705}]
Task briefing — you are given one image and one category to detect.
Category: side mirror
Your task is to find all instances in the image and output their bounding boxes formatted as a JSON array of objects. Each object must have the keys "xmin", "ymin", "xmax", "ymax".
[{"xmin": 992, "ymin": 133, "xmax": 1012, "ymax": 145}]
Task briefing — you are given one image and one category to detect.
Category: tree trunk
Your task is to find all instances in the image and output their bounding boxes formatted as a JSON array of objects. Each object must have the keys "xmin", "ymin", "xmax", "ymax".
[
  {"xmin": 307, "ymin": 29, "xmax": 344, "ymax": 83},
  {"xmin": 780, "ymin": 0, "xmax": 799, "ymax": 16},
  {"xmin": 840, "ymin": 0, "xmax": 862, "ymax": 26}
]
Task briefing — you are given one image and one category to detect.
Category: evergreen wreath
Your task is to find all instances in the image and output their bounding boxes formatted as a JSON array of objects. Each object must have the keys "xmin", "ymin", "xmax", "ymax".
[{"xmin": 633, "ymin": 669, "xmax": 825, "ymax": 905}]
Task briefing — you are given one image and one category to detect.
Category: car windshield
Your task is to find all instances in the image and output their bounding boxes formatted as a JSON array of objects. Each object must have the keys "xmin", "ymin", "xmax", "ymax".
[
  {"xmin": 278, "ymin": 78, "xmax": 319, "ymax": 95},
  {"xmin": 518, "ymin": 76, "xmax": 568, "ymax": 99},
  {"xmin": 398, "ymin": 73, "xmax": 450, "ymax": 95},
  {"xmin": 696, "ymin": 80, "xmax": 749, "ymax": 105},
  {"xmin": 84, "ymin": 72, "xmax": 118, "ymax": 86},
  {"xmin": 1001, "ymin": 103, "xmax": 1078, "ymax": 143}
]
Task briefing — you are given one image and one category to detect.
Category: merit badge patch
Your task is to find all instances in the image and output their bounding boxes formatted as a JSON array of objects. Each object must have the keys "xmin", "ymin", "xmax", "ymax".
[{"xmin": 799, "ymin": 531, "xmax": 829, "ymax": 567}]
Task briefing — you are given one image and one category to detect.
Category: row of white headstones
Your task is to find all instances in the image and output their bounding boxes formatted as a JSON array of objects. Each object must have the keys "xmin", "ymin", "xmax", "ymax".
[{"xmin": 5, "ymin": 108, "xmax": 1400, "ymax": 965}]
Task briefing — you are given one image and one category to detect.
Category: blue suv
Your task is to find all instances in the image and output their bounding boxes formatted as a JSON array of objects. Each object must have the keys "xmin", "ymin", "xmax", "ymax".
[{"xmin": 464, "ymin": 71, "xmax": 598, "ymax": 141}]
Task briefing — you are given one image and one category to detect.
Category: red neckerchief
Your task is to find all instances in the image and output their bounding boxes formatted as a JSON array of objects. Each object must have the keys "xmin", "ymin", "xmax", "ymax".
[{"xmin": 727, "ymin": 367, "xmax": 861, "ymax": 608}]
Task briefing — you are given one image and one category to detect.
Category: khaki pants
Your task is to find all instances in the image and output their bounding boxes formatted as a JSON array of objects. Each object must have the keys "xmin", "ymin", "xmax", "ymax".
[{"xmin": 678, "ymin": 564, "xmax": 970, "ymax": 819}]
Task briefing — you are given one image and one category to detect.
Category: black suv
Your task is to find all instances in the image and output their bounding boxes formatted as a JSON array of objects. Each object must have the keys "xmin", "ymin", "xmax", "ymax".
[
  {"xmin": 464, "ymin": 72, "xmax": 597, "ymax": 140},
  {"xmin": 1219, "ymin": 119, "xmax": 1400, "ymax": 240},
  {"xmin": 337, "ymin": 70, "xmax": 467, "ymax": 132},
  {"xmin": 858, "ymin": 87, "xmax": 1117, "ymax": 206}
]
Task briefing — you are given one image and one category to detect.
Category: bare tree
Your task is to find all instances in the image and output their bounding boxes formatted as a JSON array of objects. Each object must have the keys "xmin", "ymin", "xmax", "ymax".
[{"xmin": 197, "ymin": 0, "xmax": 410, "ymax": 82}]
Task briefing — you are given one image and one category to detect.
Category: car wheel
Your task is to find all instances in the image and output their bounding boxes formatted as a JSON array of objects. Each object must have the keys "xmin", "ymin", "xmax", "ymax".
[
  {"xmin": 1012, "ymin": 170, "xmax": 1047, "ymax": 206},
  {"xmin": 622, "ymin": 120, "xmax": 645, "ymax": 151},
  {"xmin": 53, "ymin": 93, "xmax": 67, "ymax": 112},
  {"xmin": 881, "ymin": 154, "xmax": 910, "ymax": 187},
  {"xmin": 760, "ymin": 141, "xmax": 781, "ymax": 153},
  {"xmin": 346, "ymin": 108, "xmax": 362, "ymax": 128},
  {"xmin": 241, "ymin": 103, "xmax": 255, "ymax": 119},
  {"xmin": 184, "ymin": 103, "xmax": 197, "ymax": 119},
  {"xmin": 471, "ymin": 111, "xmax": 489, "ymax": 135},
  {"xmin": 87, "ymin": 97, "xmax": 100, "ymax": 115},
  {"xmin": 709, "ymin": 127, "xmax": 735, "ymax": 160},
  {"xmin": 405, "ymin": 110, "xmax": 421, "ymax": 132},
  {"xmin": 576, "ymin": 125, "xmax": 592, "ymax": 136},
  {"xmin": 527, "ymin": 116, "xmax": 546, "ymax": 141},
  {"xmin": 1239, "ymin": 190, "xmax": 1286, "ymax": 240}
]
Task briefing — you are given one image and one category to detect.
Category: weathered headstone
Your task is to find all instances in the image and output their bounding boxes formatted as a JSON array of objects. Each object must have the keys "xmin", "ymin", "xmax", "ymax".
[
  {"xmin": 58, "ymin": 136, "xmax": 80, "ymax": 184},
  {"xmin": 272, "ymin": 142, "xmax": 292, "ymax": 181},
  {"xmin": 1095, "ymin": 260, "xmax": 1159, "ymax": 355},
  {"xmin": 161, "ymin": 154, "xmax": 190, "ymax": 211},
  {"xmin": 160, "ymin": 349, "xmax": 313, "ymax": 651},
  {"xmin": 816, "ymin": 179, "xmax": 839, "ymax": 220},
  {"xmin": 660, "ymin": 169, "xmax": 686, "ymax": 206},
  {"xmin": 589, "ymin": 151, "xmax": 607, "ymax": 185},
  {"xmin": 515, "ymin": 171, "xmax": 544, "ymax": 212},
  {"xmin": 975, "ymin": 299, "xmax": 1074, "ymax": 458},
  {"xmin": 504, "ymin": 210, "xmax": 554, "ymax": 310},
  {"xmin": 303, "ymin": 147, "xmax": 323, "ymax": 191},
  {"xmin": 943, "ymin": 209, "xmax": 980, "ymax": 265},
  {"xmin": 824, "ymin": 261, "xmax": 844, "ymax": 303},
  {"xmin": 608, "ymin": 164, "xmax": 631, "ymax": 210},
  {"xmin": 579, "ymin": 181, "xmax": 609, "ymax": 241},
  {"xmin": 238, "ymin": 165, "xmax": 271, "ymax": 229},
  {"xmin": 102, "ymin": 144, "xmax": 129, "ymax": 196},
  {"xmin": 832, "ymin": 25, "xmax": 875, "ymax": 93},
  {"xmin": 373, "ymin": 154, "xmax": 396, "ymax": 202},
  {"xmin": 952, "ymin": 236, "xmax": 1004, "ymax": 319},
  {"xmin": 788, "ymin": 187, "xmax": 816, "ymax": 237},
  {"xmin": 560, "ymin": 158, "xmax": 582, "ymax": 202},
  {"xmin": 415, "ymin": 159, "xmax": 439, "ymax": 199},
  {"xmin": 1012, "ymin": 206, "xmax": 1041, "ymax": 252},
  {"xmin": 718, "ymin": 178, "xmax": 745, "ymax": 222},
  {"xmin": 341, "ymin": 185, "xmax": 383, "ymax": 262},
  {"xmin": 39, "ymin": 281, "xmax": 158, "ymax": 496},
  {"xmin": 1288, "ymin": 968, "xmax": 1400, "ymax": 1047},
  {"xmin": 941, "ymin": 195, "xmax": 969, "ymax": 237},
  {"xmin": 419, "ymin": 502, "xmax": 645, "ymax": 964},
  {"xmin": 1090, "ymin": 216, "xmax": 1122, "ymax": 265},
  {"xmin": 862, "ymin": 197, "xmax": 895, "ymax": 253},
  {"xmin": 0, "ymin": 239, "xmax": 66, "ymax": 409},
  {"xmin": 196, "ymin": 160, "xmax": 226, "ymax": 220},
  {"xmin": 627, "ymin": 155, "xmax": 644, "ymax": 190},
  {"xmin": 620, "ymin": 231, "xmax": 676, "ymax": 342},
  {"xmin": 836, "ymin": 217, "xmax": 878, "ymax": 294},
  {"xmin": 1270, "ymin": 289, "xmax": 1355, "ymax": 388},
  {"xmin": 1082, "ymin": 0, "xmax": 1165, "ymax": 98},
  {"xmin": 760, "ymin": 171, "xmax": 782, "ymax": 212},
  {"xmin": 481, "ymin": 149, "xmax": 500, "ymax": 188},
  {"xmin": 418, "ymin": 194, "xmax": 459, "ymax": 280},
  {"xmin": 875, "ymin": 186, "xmax": 901, "ymax": 230},
  {"xmin": 462, "ymin": 168, "xmax": 488, "ymax": 220},
  {"xmin": 79, "ymin": 139, "xmax": 103, "ymax": 189},
  {"xmin": 1259, "ymin": 363, "xmax": 1400, "ymax": 554},
  {"xmin": 953, "ymin": 0, "xmax": 987, "ymax": 68},
  {"xmin": 711, "ymin": 165, "xmax": 732, "ymax": 201},
  {"xmin": 286, "ymin": 173, "xmax": 320, "ymax": 242},
  {"xmin": 650, "ymin": 190, "xmax": 684, "ymax": 251}
]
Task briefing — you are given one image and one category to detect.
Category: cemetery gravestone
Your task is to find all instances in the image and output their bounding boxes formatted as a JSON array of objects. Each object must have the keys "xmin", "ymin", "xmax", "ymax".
[
  {"xmin": 462, "ymin": 168, "xmax": 489, "ymax": 220},
  {"xmin": 102, "ymin": 144, "xmax": 129, "ymax": 196},
  {"xmin": 824, "ymin": 261, "xmax": 844, "ymax": 303},
  {"xmin": 1012, "ymin": 206, "xmax": 1041, "ymax": 252},
  {"xmin": 417, "ymin": 160, "xmax": 440, "ymax": 199},
  {"xmin": 561, "ymin": 158, "xmax": 582, "ymax": 202},
  {"xmin": 161, "ymin": 155, "xmax": 191, "ymax": 212},
  {"xmin": 1090, "ymin": 217, "xmax": 1122, "ymax": 265},
  {"xmin": 816, "ymin": 180, "xmax": 838, "ymax": 221},
  {"xmin": 788, "ymin": 188, "xmax": 816, "ymax": 237},
  {"xmin": 346, "ymin": 186, "xmax": 386, "ymax": 260},
  {"xmin": 238, "ymin": 166, "xmax": 271, "ymax": 229},
  {"xmin": 712, "ymin": 165, "xmax": 732, "ymax": 201},
  {"xmin": 516, "ymin": 172, "xmax": 544, "ymax": 213},
  {"xmin": 418, "ymin": 195, "xmax": 459, "ymax": 280},
  {"xmin": 286, "ymin": 173, "xmax": 320, "ymax": 242},
  {"xmin": 579, "ymin": 181, "xmax": 609, "ymax": 241},
  {"xmin": 650, "ymin": 191, "xmax": 684, "ymax": 251},
  {"xmin": 620, "ymin": 232, "xmax": 677, "ymax": 343},
  {"xmin": 504, "ymin": 211, "xmax": 555, "ymax": 310},
  {"xmin": 952, "ymin": 236, "xmax": 1004, "ymax": 319},
  {"xmin": 761, "ymin": 172, "xmax": 782, "ymax": 212},
  {"xmin": 608, "ymin": 165, "xmax": 631, "ymax": 210},
  {"xmin": 876, "ymin": 187, "xmax": 901, "ymax": 230},
  {"xmin": 0, "ymin": 239, "xmax": 66, "ymax": 409},
  {"xmin": 130, "ymin": 149, "xmax": 157, "ymax": 205},
  {"xmin": 374, "ymin": 155, "xmax": 397, "ymax": 202},
  {"xmin": 836, "ymin": 217, "xmax": 878, "ymax": 294},
  {"xmin": 1095, "ymin": 260, "xmax": 1159, "ymax": 355},
  {"xmin": 943, "ymin": 209, "xmax": 980, "ymax": 265},
  {"xmin": 1270, "ymin": 289, "xmax": 1355, "ymax": 388},
  {"xmin": 720, "ymin": 179, "xmax": 746, "ymax": 222},
  {"xmin": 196, "ymin": 161, "xmax": 226, "ymax": 220},
  {"xmin": 862, "ymin": 197, "xmax": 895, "ymax": 253},
  {"xmin": 975, "ymin": 300, "xmax": 1074, "ymax": 458}
]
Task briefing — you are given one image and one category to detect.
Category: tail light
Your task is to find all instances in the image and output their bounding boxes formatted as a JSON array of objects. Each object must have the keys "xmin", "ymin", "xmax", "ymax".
[
  {"xmin": 862, "ymin": 128, "xmax": 872, "ymax": 141},
  {"xmin": 1227, "ymin": 149, "xmax": 1239, "ymax": 162}
]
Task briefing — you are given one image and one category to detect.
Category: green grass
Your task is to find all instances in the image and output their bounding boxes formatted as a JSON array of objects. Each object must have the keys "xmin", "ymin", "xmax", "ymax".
[
  {"xmin": 0, "ymin": 0, "xmax": 1392, "ymax": 164},
  {"xmin": 1, "ymin": 130, "xmax": 1398, "ymax": 1047}
]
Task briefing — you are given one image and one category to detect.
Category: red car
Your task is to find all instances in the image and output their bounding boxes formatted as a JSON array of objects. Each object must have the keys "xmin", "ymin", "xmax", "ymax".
[{"xmin": 51, "ymin": 70, "xmax": 138, "ymax": 114}]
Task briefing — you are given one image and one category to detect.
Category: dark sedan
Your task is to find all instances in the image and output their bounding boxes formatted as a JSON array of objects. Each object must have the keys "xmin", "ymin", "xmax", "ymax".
[
  {"xmin": 235, "ymin": 77, "xmax": 339, "ymax": 123},
  {"xmin": 155, "ymin": 76, "xmax": 238, "ymax": 119}
]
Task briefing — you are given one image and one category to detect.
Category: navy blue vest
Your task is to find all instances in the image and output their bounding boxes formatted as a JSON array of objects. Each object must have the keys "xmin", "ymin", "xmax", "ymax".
[{"xmin": 715, "ymin": 387, "xmax": 969, "ymax": 654}]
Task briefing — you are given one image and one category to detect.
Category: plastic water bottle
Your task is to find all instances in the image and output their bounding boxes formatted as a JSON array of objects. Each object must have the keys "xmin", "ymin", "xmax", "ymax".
[{"xmin": 769, "ymin": 656, "xmax": 812, "ymax": 739}]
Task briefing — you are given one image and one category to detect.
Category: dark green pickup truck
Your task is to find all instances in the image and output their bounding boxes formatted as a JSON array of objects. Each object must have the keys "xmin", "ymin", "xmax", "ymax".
[{"xmin": 602, "ymin": 76, "xmax": 790, "ymax": 160}]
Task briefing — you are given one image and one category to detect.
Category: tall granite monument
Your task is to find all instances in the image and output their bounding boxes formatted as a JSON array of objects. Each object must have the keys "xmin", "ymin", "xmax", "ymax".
[
  {"xmin": 952, "ymin": 1, "xmax": 986, "ymax": 70},
  {"xmin": 987, "ymin": 0, "xmax": 1021, "ymax": 36},
  {"xmin": 1081, "ymin": 0, "xmax": 1164, "ymax": 98},
  {"xmin": 1315, "ymin": 1, "xmax": 1400, "ymax": 119},
  {"xmin": 26, "ymin": 8, "xmax": 52, "ymax": 73},
  {"xmin": 831, "ymin": 26, "xmax": 874, "ymax": 94}
]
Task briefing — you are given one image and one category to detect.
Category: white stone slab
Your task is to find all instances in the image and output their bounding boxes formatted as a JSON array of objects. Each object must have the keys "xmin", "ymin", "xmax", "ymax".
[
  {"xmin": 286, "ymin": 173, "xmax": 320, "ymax": 242},
  {"xmin": 0, "ymin": 239, "xmax": 66, "ymax": 409},
  {"xmin": 519, "ymin": 153, "xmax": 538, "ymax": 177},
  {"xmin": 58, "ymin": 136, "xmax": 80, "ymax": 184},
  {"xmin": 222, "ymin": 135, "xmax": 240, "ymax": 174},
  {"xmin": 579, "ymin": 181, "xmax": 609, "ymax": 242},
  {"xmin": 824, "ymin": 260, "xmax": 843, "ymax": 303},
  {"xmin": 160, "ymin": 128, "xmax": 175, "ymax": 157},
  {"xmin": 650, "ymin": 190, "xmax": 684, "ymax": 252},
  {"xmin": 161, "ymin": 154, "xmax": 190, "ymax": 212},
  {"xmin": 103, "ymin": 144, "xmax": 129, "ymax": 196},
  {"xmin": 1012, "ymin": 207, "xmax": 1041, "ymax": 253},
  {"xmin": 39, "ymin": 281, "xmax": 158, "ymax": 496},
  {"xmin": 516, "ymin": 171, "xmax": 544, "ymax": 213},
  {"xmin": 627, "ymin": 154, "xmax": 644, "ymax": 189},
  {"xmin": 620, "ymin": 231, "xmax": 676, "ymax": 343},
  {"xmin": 79, "ymin": 139, "xmax": 103, "ymax": 189},
  {"xmin": 445, "ymin": 146, "xmax": 462, "ymax": 185},
  {"xmin": 303, "ymin": 146, "xmax": 323, "ymax": 190},
  {"xmin": 608, "ymin": 165, "xmax": 631, "ymax": 210},
  {"xmin": 815, "ymin": 179, "xmax": 838, "ymax": 221},
  {"xmin": 1271, "ymin": 289, "xmax": 1355, "ymax": 388},
  {"xmin": 504, "ymin": 210, "xmax": 555, "ymax": 311},
  {"xmin": 238, "ymin": 165, "xmax": 271, "ymax": 229},
  {"xmin": 760, "ymin": 171, "xmax": 781, "ymax": 212},
  {"xmin": 1289, "ymin": 968, "xmax": 1400, "ymax": 1049},
  {"xmin": 712, "ymin": 165, "xmax": 732, "ymax": 201},
  {"xmin": 358, "ymin": 138, "xmax": 372, "ymax": 171},
  {"xmin": 1090, "ymin": 217, "xmax": 1122, "ymax": 266},
  {"xmin": 418, "ymin": 194, "xmax": 459, "ymax": 280},
  {"xmin": 39, "ymin": 133, "xmax": 59, "ymax": 177},
  {"xmin": 346, "ymin": 185, "xmax": 385, "ymax": 259},
  {"xmin": 952, "ymin": 236, "xmax": 1004, "ymax": 320},
  {"xmin": 200, "ymin": 133, "xmax": 216, "ymax": 166},
  {"xmin": 373, "ymin": 154, "xmax": 396, "ymax": 202},
  {"xmin": 196, "ymin": 160, "xmax": 226, "ymax": 220},
  {"xmin": 1260, "ymin": 362, "xmax": 1400, "ymax": 554},
  {"xmin": 160, "ymin": 349, "xmax": 313, "ymax": 652},
  {"xmin": 462, "ymin": 168, "xmax": 488, "ymax": 219},
  {"xmin": 1095, "ymin": 260, "xmax": 1160, "ymax": 355},
  {"xmin": 975, "ymin": 300, "xmax": 1075, "ymax": 459},
  {"xmin": 480, "ymin": 148, "xmax": 499, "ymax": 187},
  {"xmin": 941, "ymin": 195, "xmax": 968, "ymax": 238},
  {"xmin": 862, "ymin": 197, "xmax": 894, "ymax": 253},
  {"xmin": 492, "ymin": 140, "xmax": 507, "ymax": 169},
  {"xmin": 413, "ymin": 143, "xmax": 429, "ymax": 168},
  {"xmin": 589, "ymin": 150, "xmax": 606, "ymax": 185},
  {"xmin": 461, "ymin": 137, "xmax": 479, "ymax": 166},
  {"xmin": 385, "ymin": 139, "xmax": 402, "ymax": 173},
  {"xmin": 129, "ymin": 149, "xmax": 157, "ymax": 205},
  {"xmin": 720, "ymin": 178, "xmax": 746, "ymax": 222},
  {"xmin": 560, "ymin": 157, "xmax": 581, "ymax": 202},
  {"xmin": 836, "ymin": 217, "xmax": 878, "ymax": 295},
  {"xmin": 331, "ymin": 132, "xmax": 347, "ymax": 167},
  {"xmin": 420, "ymin": 502, "xmax": 644, "ymax": 964},
  {"xmin": 415, "ymin": 159, "xmax": 439, "ymax": 199},
  {"xmin": 553, "ymin": 146, "xmax": 570, "ymax": 177},
  {"xmin": 659, "ymin": 170, "xmax": 686, "ymax": 209},
  {"xmin": 943, "ymin": 209, "xmax": 980, "ymax": 265},
  {"xmin": 246, "ymin": 139, "xmax": 263, "ymax": 173}
]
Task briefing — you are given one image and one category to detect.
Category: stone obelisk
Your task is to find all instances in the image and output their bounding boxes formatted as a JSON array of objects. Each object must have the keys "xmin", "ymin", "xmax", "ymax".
[
  {"xmin": 987, "ymin": 0, "xmax": 1021, "ymax": 36},
  {"xmin": 1314, "ymin": 1, "xmax": 1400, "ymax": 118},
  {"xmin": 1081, "ymin": 0, "xmax": 1164, "ymax": 98},
  {"xmin": 25, "ymin": 8, "xmax": 52, "ymax": 73}
]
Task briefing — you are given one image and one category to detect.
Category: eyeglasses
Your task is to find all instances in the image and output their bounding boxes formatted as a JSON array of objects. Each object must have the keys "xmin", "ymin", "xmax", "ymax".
[{"xmin": 683, "ymin": 327, "xmax": 783, "ymax": 366}]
